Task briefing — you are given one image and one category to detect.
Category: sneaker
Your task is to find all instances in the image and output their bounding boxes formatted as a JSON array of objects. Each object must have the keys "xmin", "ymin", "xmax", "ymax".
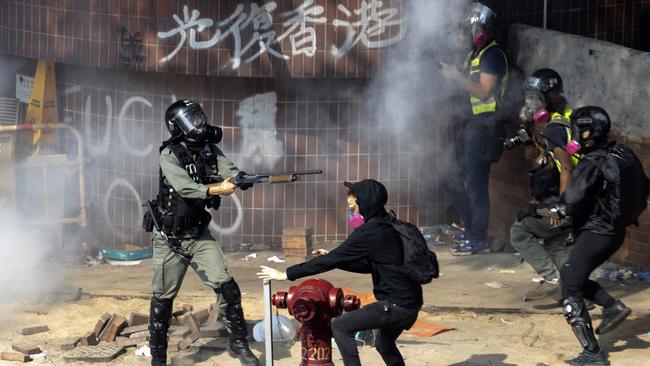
[
  {"xmin": 565, "ymin": 350, "xmax": 610, "ymax": 365},
  {"xmin": 452, "ymin": 240, "xmax": 490, "ymax": 256},
  {"xmin": 523, "ymin": 279, "xmax": 560, "ymax": 301},
  {"xmin": 453, "ymin": 231, "xmax": 467, "ymax": 244},
  {"xmin": 596, "ymin": 300, "xmax": 631, "ymax": 334}
]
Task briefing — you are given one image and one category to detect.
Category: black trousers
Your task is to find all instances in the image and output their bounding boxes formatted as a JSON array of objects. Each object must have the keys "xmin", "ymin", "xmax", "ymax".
[
  {"xmin": 560, "ymin": 230, "xmax": 625, "ymax": 306},
  {"xmin": 331, "ymin": 301, "xmax": 419, "ymax": 366}
]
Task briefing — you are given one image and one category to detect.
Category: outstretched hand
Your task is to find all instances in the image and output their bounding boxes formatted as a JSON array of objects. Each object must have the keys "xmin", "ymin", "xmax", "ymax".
[{"xmin": 257, "ymin": 266, "xmax": 288, "ymax": 281}]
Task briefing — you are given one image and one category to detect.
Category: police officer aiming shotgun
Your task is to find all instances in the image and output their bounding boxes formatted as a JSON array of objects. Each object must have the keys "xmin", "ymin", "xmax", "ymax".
[{"xmin": 142, "ymin": 99, "xmax": 321, "ymax": 366}]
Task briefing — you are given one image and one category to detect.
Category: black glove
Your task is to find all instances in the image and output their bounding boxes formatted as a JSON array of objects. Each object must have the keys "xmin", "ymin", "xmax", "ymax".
[
  {"xmin": 517, "ymin": 203, "xmax": 541, "ymax": 221},
  {"xmin": 236, "ymin": 171, "xmax": 253, "ymax": 191}
]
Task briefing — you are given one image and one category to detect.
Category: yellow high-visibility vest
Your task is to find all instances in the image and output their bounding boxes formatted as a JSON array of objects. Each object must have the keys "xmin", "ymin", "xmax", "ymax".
[
  {"xmin": 546, "ymin": 108, "xmax": 581, "ymax": 171},
  {"xmin": 463, "ymin": 41, "xmax": 508, "ymax": 115}
]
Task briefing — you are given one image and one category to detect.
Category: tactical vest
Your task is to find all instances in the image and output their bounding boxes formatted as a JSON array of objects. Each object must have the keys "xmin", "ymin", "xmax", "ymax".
[
  {"xmin": 157, "ymin": 142, "xmax": 220, "ymax": 235},
  {"xmin": 545, "ymin": 109, "xmax": 581, "ymax": 172},
  {"xmin": 463, "ymin": 40, "xmax": 509, "ymax": 115}
]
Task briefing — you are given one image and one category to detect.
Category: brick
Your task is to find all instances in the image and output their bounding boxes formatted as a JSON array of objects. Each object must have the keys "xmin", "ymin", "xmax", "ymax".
[
  {"xmin": 119, "ymin": 324, "xmax": 149, "ymax": 337},
  {"xmin": 127, "ymin": 312, "xmax": 149, "ymax": 326},
  {"xmin": 98, "ymin": 314, "xmax": 128, "ymax": 342},
  {"xmin": 60, "ymin": 337, "xmax": 79, "ymax": 351},
  {"xmin": 193, "ymin": 308, "xmax": 210, "ymax": 324},
  {"xmin": 179, "ymin": 312, "xmax": 201, "ymax": 340},
  {"xmin": 94, "ymin": 313, "xmax": 112, "ymax": 337},
  {"xmin": 79, "ymin": 332, "xmax": 98, "ymax": 346},
  {"xmin": 117, "ymin": 336, "xmax": 147, "ymax": 348},
  {"xmin": 11, "ymin": 344, "xmax": 41, "ymax": 355},
  {"xmin": 182, "ymin": 304, "xmax": 194, "ymax": 312},
  {"xmin": 169, "ymin": 328, "xmax": 191, "ymax": 342},
  {"xmin": 1, "ymin": 352, "xmax": 29, "ymax": 362},
  {"xmin": 129, "ymin": 330, "xmax": 149, "ymax": 339},
  {"xmin": 204, "ymin": 304, "xmax": 220, "ymax": 328},
  {"xmin": 199, "ymin": 323, "xmax": 227, "ymax": 338},
  {"xmin": 18, "ymin": 325, "xmax": 48, "ymax": 335},
  {"xmin": 172, "ymin": 308, "xmax": 188, "ymax": 318}
]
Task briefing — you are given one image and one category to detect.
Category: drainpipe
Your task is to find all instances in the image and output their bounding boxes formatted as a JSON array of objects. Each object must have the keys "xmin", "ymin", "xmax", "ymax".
[{"xmin": 544, "ymin": 0, "xmax": 548, "ymax": 29}]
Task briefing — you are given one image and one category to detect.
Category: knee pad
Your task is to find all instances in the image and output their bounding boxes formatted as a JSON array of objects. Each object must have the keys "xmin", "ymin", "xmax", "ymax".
[
  {"xmin": 563, "ymin": 297, "xmax": 597, "ymax": 350},
  {"xmin": 150, "ymin": 297, "xmax": 173, "ymax": 324},
  {"xmin": 216, "ymin": 278, "xmax": 241, "ymax": 305}
]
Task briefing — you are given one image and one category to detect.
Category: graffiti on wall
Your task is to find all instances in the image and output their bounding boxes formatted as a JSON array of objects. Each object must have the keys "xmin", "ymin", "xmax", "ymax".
[
  {"xmin": 157, "ymin": 0, "xmax": 405, "ymax": 68},
  {"xmin": 236, "ymin": 92, "xmax": 283, "ymax": 171}
]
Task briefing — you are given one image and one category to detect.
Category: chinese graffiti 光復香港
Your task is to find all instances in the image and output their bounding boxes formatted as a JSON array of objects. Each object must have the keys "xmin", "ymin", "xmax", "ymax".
[{"xmin": 157, "ymin": 0, "xmax": 405, "ymax": 68}]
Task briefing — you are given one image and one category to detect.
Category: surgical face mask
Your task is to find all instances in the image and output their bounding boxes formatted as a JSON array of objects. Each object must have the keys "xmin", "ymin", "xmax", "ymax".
[{"xmin": 524, "ymin": 91, "xmax": 550, "ymax": 124}]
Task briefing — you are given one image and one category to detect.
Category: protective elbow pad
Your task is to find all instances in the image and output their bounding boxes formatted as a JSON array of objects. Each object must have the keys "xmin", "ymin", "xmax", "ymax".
[{"xmin": 217, "ymin": 279, "xmax": 242, "ymax": 305}]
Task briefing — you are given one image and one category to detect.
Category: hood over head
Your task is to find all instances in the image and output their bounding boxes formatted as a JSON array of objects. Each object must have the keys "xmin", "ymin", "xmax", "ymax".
[{"xmin": 343, "ymin": 179, "xmax": 388, "ymax": 220}]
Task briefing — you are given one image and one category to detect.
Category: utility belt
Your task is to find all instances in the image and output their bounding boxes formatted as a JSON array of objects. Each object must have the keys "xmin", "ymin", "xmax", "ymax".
[{"xmin": 143, "ymin": 200, "xmax": 211, "ymax": 236}]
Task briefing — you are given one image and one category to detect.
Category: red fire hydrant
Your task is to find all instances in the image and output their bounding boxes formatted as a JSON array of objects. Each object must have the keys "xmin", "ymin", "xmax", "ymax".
[{"xmin": 272, "ymin": 279, "xmax": 361, "ymax": 366}]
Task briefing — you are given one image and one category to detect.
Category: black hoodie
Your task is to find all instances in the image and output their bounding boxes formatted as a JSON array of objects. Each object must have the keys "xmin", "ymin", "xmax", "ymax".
[{"xmin": 286, "ymin": 180, "xmax": 423, "ymax": 310}]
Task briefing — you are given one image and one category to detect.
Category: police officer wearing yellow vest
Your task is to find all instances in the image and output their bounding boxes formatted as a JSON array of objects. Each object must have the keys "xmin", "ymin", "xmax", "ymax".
[
  {"xmin": 510, "ymin": 69, "xmax": 581, "ymax": 301},
  {"xmin": 441, "ymin": 1, "xmax": 508, "ymax": 255},
  {"xmin": 147, "ymin": 100, "xmax": 258, "ymax": 366}
]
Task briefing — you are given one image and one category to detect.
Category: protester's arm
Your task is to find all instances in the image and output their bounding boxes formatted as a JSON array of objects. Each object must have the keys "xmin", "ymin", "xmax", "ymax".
[
  {"xmin": 554, "ymin": 147, "xmax": 574, "ymax": 195},
  {"xmin": 562, "ymin": 160, "xmax": 601, "ymax": 216}
]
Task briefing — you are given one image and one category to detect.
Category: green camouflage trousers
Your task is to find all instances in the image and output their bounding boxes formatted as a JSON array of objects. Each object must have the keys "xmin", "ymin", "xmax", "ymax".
[
  {"xmin": 510, "ymin": 215, "xmax": 572, "ymax": 281},
  {"xmin": 151, "ymin": 227, "xmax": 231, "ymax": 309}
]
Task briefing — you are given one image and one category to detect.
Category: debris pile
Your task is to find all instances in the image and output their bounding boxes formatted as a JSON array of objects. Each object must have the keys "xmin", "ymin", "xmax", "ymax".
[{"xmin": 5, "ymin": 303, "xmax": 227, "ymax": 363}]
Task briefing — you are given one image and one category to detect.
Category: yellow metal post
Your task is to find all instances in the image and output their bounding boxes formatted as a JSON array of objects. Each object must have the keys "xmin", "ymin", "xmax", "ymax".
[{"xmin": 26, "ymin": 60, "xmax": 59, "ymax": 154}]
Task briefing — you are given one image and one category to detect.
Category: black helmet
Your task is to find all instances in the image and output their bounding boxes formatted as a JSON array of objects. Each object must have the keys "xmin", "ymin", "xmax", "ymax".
[
  {"xmin": 165, "ymin": 99, "xmax": 210, "ymax": 141},
  {"xmin": 525, "ymin": 68, "xmax": 563, "ymax": 94},
  {"xmin": 571, "ymin": 106, "xmax": 611, "ymax": 151}
]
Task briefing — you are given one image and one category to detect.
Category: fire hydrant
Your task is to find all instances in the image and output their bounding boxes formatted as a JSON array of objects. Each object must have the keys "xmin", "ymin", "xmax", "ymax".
[{"xmin": 272, "ymin": 279, "xmax": 361, "ymax": 366}]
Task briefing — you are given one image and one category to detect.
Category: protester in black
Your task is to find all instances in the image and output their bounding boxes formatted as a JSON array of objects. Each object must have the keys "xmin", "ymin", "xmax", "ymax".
[
  {"xmin": 258, "ymin": 179, "xmax": 422, "ymax": 366},
  {"xmin": 543, "ymin": 106, "xmax": 649, "ymax": 366}
]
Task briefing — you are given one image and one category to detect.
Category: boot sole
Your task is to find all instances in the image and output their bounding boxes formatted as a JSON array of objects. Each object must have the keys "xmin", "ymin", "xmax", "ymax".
[{"xmin": 596, "ymin": 307, "xmax": 631, "ymax": 334}]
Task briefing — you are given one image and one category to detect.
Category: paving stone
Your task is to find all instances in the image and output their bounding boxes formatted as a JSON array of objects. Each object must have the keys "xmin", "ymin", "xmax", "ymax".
[
  {"xmin": 179, "ymin": 312, "xmax": 201, "ymax": 340},
  {"xmin": 199, "ymin": 322, "xmax": 228, "ymax": 338},
  {"xmin": 63, "ymin": 343, "xmax": 125, "ymax": 362},
  {"xmin": 129, "ymin": 330, "xmax": 149, "ymax": 339},
  {"xmin": 17, "ymin": 325, "xmax": 48, "ymax": 336},
  {"xmin": 98, "ymin": 314, "xmax": 127, "ymax": 342},
  {"xmin": 204, "ymin": 304, "xmax": 221, "ymax": 328},
  {"xmin": 117, "ymin": 336, "xmax": 147, "ymax": 348},
  {"xmin": 193, "ymin": 308, "xmax": 210, "ymax": 324}
]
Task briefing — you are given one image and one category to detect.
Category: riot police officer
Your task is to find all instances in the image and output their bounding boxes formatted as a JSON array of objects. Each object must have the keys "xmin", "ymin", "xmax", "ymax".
[
  {"xmin": 544, "ymin": 106, "xmax": 649, "ymax": 365},
  {"xmin": 147, "ymin": 100, "xmax": 258, "ymax": 366}
]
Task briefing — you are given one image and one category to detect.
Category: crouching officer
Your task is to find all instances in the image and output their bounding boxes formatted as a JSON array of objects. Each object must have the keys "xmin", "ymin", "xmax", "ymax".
[
  {"xmin": 510, "ymin": 69, "xmax": 578, "ymax": 301},
  {"xmin": 146, "ymin": 100, "xmax": 258, "ymax": 366},
  {"xmin": 543, "ymin": 106, "xmax": 649, "ymax": 365}
]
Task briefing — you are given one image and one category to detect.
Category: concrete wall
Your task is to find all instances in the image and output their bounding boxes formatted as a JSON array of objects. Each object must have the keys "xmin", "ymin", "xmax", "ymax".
[{"xmin": 508, "ymin": 23, "xmax": 650, "ymax": 138}]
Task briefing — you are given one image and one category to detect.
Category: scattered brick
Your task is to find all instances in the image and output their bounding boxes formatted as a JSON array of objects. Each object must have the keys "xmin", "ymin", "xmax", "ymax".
[
  {"xmin": 98, "ymin": 314, "xmax": 128, "ymax": 342},
  {"xmin": 11, "ymin": 344, "xmax": 41, "ymax": 355},
  {"xmin": 129, "ymin": 330, "xmax": 149, "ymax": 339},
  {"xmin": 199, "ymin": 323, "xmax": 228, "ymax": 338},
  {"xmin": 60, "ymin": 337, "xmax": 79, "ymax": 351},
  {"xmin": 119, "ymin": 324, "xmax": 149, "ymax": 337},
  {"xmin": 117, "ymin": 336, "xmax": 147, "ymax": 348},
  {"xmin": 193, "ymin": 308, "xmax": 210, "ymax": 324},
  {"xmin": 93, "ymin": 313, "xmax": 112, "ymax": 337},
  {"xmin": 182, "ymin": 304, "xmax": 194, "ymax": 312},
  {"xmin": 204, "ymin": 304, "xmax": 221, "ymax": 328},
  {"xmin": 179, "ymin": 312, "xmax": 202, "ymax": 340},
  {"xmin": 79, "ymin": 331, "xmax": 98, "ymax": 346},
  {"xmin": 18, "ymin": 325, "xmax": 49, "ymax": 336},
  {"xmin": 1, "ymin": 351, "xmax": 30, "ymax": 362},
  {"xmin": 128, "ymin": 312, "xmax": 149, "ymax": 326}
]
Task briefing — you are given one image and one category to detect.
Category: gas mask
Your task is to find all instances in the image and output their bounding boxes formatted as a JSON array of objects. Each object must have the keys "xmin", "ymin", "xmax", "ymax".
[
  {"xmin": 523, "ymin": 91, "xmax": 551, "ymax": 124},
  {"xmin": 466, "ymin": 2, "xmax": 495, "ymax": 48},
  {"xmin": 347, "ymin": 194, "xmax": 365, "ymax": 231}
]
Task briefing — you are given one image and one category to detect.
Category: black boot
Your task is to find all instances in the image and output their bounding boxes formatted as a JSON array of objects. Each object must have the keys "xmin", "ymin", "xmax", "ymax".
[
  {"xmin": 565, "ymin": 350, "xmax": 610, "ymax": 365},
  {"xmin": 149, "ymin": 297, "xmax": 173, "ymax": 366},
  {"xmin": 596, "ymin": 300, "xmax": 631, "ymax": 334},
  {"xmin": 217, "ymin": 280, "xmax": 259, "ymax": 366}
]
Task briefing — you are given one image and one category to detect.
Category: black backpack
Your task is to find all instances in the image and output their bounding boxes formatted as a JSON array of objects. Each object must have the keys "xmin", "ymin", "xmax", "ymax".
[
  {"xmin": 376, "ymin": 211, "xmax": 440, "ymax": 284},
  {"xmin": 591, "ymin": 144, "xmax": 650, "ymax": 227}
]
